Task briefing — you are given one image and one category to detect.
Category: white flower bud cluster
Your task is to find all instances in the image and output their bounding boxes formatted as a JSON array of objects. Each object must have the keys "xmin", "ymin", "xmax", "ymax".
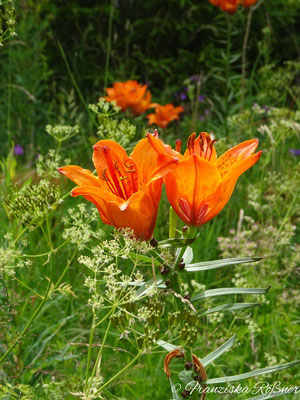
[
  {"xmin": 0, "ymin": 233, "xmax": 31, "ymax": 277},
  {"xmin": 37, "ymin": 149, "xmax": 70, "ymax": 179},
  {"xmin": 62, "ymin": 204, "xmax": 103, "ymax": 250}
]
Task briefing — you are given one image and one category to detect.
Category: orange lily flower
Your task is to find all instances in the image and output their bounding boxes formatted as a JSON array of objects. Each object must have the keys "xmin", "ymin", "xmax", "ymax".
[
  {"xmin": 147, "ymin": 132, "xmax": 262, "ymax": 226},
  {"xmin": 58, "ymin": 136, "xmax": 177, "ymax": 240},
  {"xmin": 242, "ymin": 0, "xmax": 258, "ymax": 6},
  {"xmin": 147, "ymin": 104, "xmax": 184, "ymax": 129},
  {"xmin": 209, "ymin": 0, "xmax": 239, "ymax": 14},
  {"xmin": 105, "ymin": 80, "xmax": 153, "ymax": 115},
  {"xmin": 209, "ymin": 0, "xmax": 257, "ymax": 13}
]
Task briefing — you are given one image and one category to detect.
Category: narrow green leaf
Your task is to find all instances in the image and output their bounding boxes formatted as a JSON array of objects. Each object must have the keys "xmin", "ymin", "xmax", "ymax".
[
  {"xmin": 206, "ymin": 360, "xmax": 300, "ymax": 384},
  {"xmin": 201, "ymin": 302, "xmax": 261, "ymax": 316},
  {"xmin": 202, "ymin": 335, "xmax": 236, "ymax": 367},
  {"xmin": 128, "ymin": 252, "xmax": 161, "ymax": 265},
  {"xmin": 186, "ymin": 257, "xmax": 261, "ymax": 272},
  {"xmin": 177, "ymin": 246, "xmax": 193, "ymax": 265},
  {"xmin": 135, "ymin": 278, "xmax": 166, "ymax": 297},
  {"xmin": 169, "ymin": 378, "xmax": 181, "ymax": 400},
  {"xmin": 192, "ymin": 286, "xmax": 271, "ymax": 302},
  {"xmin": 159, "ymin": 237, "xmax": 198, "ymax": 248},
  {"xmin": 246, "ymin": 392, "xmax": 297, "ymax": 400},
  {"xmin": 155, "ymin": 339, "xmax": 177, "ymax": 352}
]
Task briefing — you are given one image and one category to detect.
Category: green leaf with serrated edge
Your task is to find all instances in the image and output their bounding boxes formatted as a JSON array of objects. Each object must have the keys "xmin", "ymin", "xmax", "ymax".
[
  {"xmin": 186, "ymin": 257, "xmax": 262, "ymax": 272},
  {"xmin": 246, "ymin": 391, "xmax": 298, "ymax": 400},
  {"xmin": 155, "ymin": 339, "xmax": 178, "ymax": 352},
  {"xmin": 201, "ymin": 302, "xmax": 261, "ymax": 315},
  {"xmin": 202, "ymin": 335, "xmax": 236, "ymax": 367},
  {"xmin": 206, "ymin": 360, "xmax": 300, "ymax": 384},
  {"xmin": 169, "ymin": 378, "xmax": 181, "ymax": 400},
  {"xmin": 192, "ymin": 286, "xmax": 271, "ymax": 301},
  {"xmin": 159, "ymin": 237, "xmax": 198, "ymax": 248}
]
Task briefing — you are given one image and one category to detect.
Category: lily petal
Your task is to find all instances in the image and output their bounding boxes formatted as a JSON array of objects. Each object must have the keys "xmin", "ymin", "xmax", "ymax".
[
  {"xmin": 106, "ymin": 179, "xmax": 162, "ymax": 240},
  {"xmin": 216, "ymin": 139, "xmax": 259, "ymax": 179},
  {"xmin": 165, "ymin": 155, "xmax": 222, "ymax": 225},
  {"xmin": 58, "ymin": 165, "xmax": 103, "ymax": 188}
]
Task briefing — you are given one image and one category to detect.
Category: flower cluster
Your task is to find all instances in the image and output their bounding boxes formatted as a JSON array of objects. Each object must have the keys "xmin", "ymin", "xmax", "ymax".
[
  {"xmin": 0, "ymin": 234, "xmax": 31, "ymax": 277},
  {"xmin": 89, "ymin": 98, "xmax": 136, "ymax": 147},
  {"xmin": 105, "ymin": 80, "xmax": 153, "ymax": 115},
  {"xmin": 209, "ymin": 0, "xmax": 258, "ymax": 14},
  {"xmin": 59, "ymin": 131, "xmax": 261, "ymax": 240},
  {"xmin": 62, "ymin": 204, "xmax": 104, "ymax": 250},
  {"xmin": 105, "ymin": 80, "xmax": 184, "ymax": 128},
  {"xmin": 37, "ymin": 149, "xmax": 70, "ymax": 179},
  {"xmin": 147, "ymin": 104, "xmax": 184, "ymax": 129},
  {"xmin": 4, "ymin": 180, "xmax": 61, "ymax": 228},
  {"xmin": 45, "ymin": 124, "xmax": 79, "ymax": 142}
]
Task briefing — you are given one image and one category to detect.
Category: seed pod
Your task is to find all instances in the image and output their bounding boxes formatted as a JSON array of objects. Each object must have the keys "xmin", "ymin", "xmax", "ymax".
[
  {"xmin": 161, "ymin": 267, "xmax": 170, "ymax": 275},
  {"xmin": 150, "ymin": 238, "xmax": 158, "ymax": 247},
  {"xmin": 178, "ymin": 262, "xmax": 185, "ymax": 270},
  {"xmin": 181, "ymin": 390, "xmax": 191, "ymax": 398},
  {"xmin": 185, "ymin": 361, "xmax": 193, "ymax": 370}
]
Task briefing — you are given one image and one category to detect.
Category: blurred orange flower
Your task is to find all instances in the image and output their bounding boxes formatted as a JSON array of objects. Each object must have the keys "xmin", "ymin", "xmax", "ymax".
[
  {"xmin": 209, "ymin": 0, "xmax": 257, "ymax": 13},
  {"xmin": 105, "ymin": 80, "xmax": 153, "ymax": 115},
  {"xmin": 147, "ymin": 132, "xmax": 262, "ymax": 226},
  {"xmin": 242, "ymin": 0, "xmax": 258, "ymax": 6},
  {"xmin": 58, "ymin": 135, "xmax": 177, "ymax": 240},
  {"xmin": 147, "ymin": 104, "xmax": 184, "ymax": 129},
  {"xmin": 209, "ymin": 0, "xmax": 239, "ymax": 14}
]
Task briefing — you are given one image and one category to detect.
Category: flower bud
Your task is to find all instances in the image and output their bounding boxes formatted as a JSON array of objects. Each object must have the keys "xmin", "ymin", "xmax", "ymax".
[{"xmin": 150, "ymin": 238, "xmax": 158, "ymax": 247}]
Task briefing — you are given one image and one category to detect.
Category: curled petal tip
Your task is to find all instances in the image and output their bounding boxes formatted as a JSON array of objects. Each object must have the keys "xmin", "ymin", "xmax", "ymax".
[{"xmin": 57, "ymin": 167, "xmax": 66, "ymax": 176}]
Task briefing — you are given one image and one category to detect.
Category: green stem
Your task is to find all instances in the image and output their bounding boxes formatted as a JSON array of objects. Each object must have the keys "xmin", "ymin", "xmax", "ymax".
[
  {"xmin": 94, "ymin": 351, "xmax": 141, "ymax": 395},
  {"xmin": 85, "ymin": 312, "xmax": 96, "ymax": 391},
  {"xmin": 16, "ymin": 279, "xmax": 44, "ymax": 299},
  {"xmin": 104, "ymin": 0, "xmax": 114, "ymax": 90},
  {"xmin": 0, "ymin": 253, "xmax": 54, "ymax": 365},
  {"xmin": 225, "ymin": 14, "xmax": 232, "ymax": 140},
  {"xmin": 53, "ymin": 248, "xmax": 77, "ymax": 290},
  {"xmin": 241, "ymin": 8, "xmax": 254, "ymax": 109},
  {"xmin": 86, "ymin": 316, "xmax": 113, "ymax": 395}
]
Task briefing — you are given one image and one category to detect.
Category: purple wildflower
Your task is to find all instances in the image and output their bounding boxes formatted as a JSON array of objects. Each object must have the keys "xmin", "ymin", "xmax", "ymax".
[
  {"xmin": 204, "ymin": 108, "xmax": 210, "ymax": 115},
  {"xmin": 14, "ymin": 144, "xmax": 24, "ymax": 155},
  {"xmin": 179, "ymin": 92, "xmax": 187, "ymax": 101},
  {"xmin": 198, "ymin": 95, "xmax": 205, "ymax": 103},
  {"xmin": 289, "ymin": 149, "xmax": 300, "ymax": 156},
  {"xmin": 199, "ymin": 115, "xmax": 205, "ymax": 122},
  {"xmin": 262, "ymin": 105, "xmax": 270, "ymax": 113}
]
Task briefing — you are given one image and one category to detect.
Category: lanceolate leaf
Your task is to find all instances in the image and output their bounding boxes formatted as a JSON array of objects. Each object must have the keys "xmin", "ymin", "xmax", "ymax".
[
  {"xmin": 169, "ymin": 378, "xmax": 181, "ymax": 400},
  {"xmin": 128, "ymin": 252, "xmax": 161, "ymax": 265},
  {"xmin": 192, "ymin": 286, "xmax": 271, "ymax": 302},
  {"xmin": 159, "ymin": 237, "xmax": 198, "ymax": 248},
  {"xmin": 246, "ymin": 392, "xmax": 297, "ymax": 400},
  {"xmin": 186, "ymin": 257, "xmax": 262, "ymax": 272},
  {"xmin": 135, "ymin": 278, "xmax": 166, "ymax": 297},
  {"xmin": 201, "ymin": 335, "xmax": 236, "ymax": 367},
  {"xmin": 155, "ymin": 339, "xmax": 178, "ymax": 352},
  {"xmin": 206, "ymin": 360, "xmax": 300, "ymax": 384},
  {"xmin": 201, "ymin": 302, "xmax": 261, "ymax": 315}
]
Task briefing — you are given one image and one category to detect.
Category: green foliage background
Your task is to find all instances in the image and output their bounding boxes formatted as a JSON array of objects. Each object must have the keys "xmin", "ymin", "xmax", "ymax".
[{"xmin": 0, "ymin": 1, "xmax": 299, "ymax": 399}]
